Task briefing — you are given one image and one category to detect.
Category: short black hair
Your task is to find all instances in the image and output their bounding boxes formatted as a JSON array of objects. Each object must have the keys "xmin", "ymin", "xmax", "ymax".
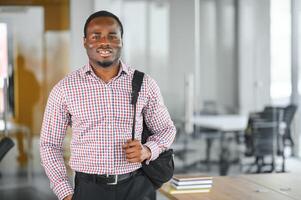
[{"xmin": 84, "ymin": 10, "xmax": 124, "ymax": 38}]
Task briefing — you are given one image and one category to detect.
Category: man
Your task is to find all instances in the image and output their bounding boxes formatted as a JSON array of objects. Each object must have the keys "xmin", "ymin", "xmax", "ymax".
[{"xmin": 40, "ymin": 10, "xmax": 176, "ymax": 200}]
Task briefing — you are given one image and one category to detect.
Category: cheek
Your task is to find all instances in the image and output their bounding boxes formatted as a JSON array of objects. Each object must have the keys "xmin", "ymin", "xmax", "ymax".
[
  {"xmin": 111, "ymin": 40, "xmax": 123, "ymax": 48},
  {"xmin": 87, "ymin": 42, "xmax": 98, "ymax": 49},
  {"xmin": 85, "ymin": 47, "xmax": 97, "ymax": 58},
  {"xmin": 116, "ymin": 43, "xmax": 123, "ymax": 48}
]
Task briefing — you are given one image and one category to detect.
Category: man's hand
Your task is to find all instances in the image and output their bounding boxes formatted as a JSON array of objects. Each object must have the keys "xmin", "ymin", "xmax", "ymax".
[
  {"xmin": 63, "ymin": 194, "xmax": 72, "ymax": 200},
  {"xmin": 122, "ymin": 139, "xmax": 151, "ymax": 163}
]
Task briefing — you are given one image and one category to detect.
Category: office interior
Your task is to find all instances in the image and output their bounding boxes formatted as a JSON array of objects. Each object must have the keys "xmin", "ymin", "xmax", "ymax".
[{"xmin": 0, "ymin": 0, "xmax": 301, "ymax": 199}]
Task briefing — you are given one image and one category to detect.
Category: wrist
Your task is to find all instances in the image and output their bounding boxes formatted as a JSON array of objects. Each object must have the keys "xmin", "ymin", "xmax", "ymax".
[{"xmin": 142, "ymin": 145, "xmax": 151, "ymax": 161}]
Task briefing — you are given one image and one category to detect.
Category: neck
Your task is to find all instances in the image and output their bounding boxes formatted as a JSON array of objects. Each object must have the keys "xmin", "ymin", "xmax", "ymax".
[{"xmin": 91, "ymin": 61, "xmax": 120, "ymax": 83}]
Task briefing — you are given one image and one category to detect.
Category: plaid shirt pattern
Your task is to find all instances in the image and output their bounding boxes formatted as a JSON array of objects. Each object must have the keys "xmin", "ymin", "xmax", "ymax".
[{"xmin": 40, "ymin": 62, "xmax": 176, "ymax": 200}]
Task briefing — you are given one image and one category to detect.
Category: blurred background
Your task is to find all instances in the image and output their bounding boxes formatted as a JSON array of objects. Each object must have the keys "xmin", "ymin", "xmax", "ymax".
[{"xmin": 0, "ymin": 0, "xmax": 301, "ymax": 199}]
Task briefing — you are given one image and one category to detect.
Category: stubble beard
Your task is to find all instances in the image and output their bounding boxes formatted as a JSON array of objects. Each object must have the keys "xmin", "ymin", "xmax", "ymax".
[
  {"xmin": 97, "ymin": 60, "xmax": 114, "ymax": 68},
  {"xmin": 96, "ymin": 49, "xmax": 121, "ymax": 69}
]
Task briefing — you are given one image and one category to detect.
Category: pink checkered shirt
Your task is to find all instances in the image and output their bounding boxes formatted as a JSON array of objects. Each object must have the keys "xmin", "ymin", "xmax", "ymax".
[{"xmin": 40, "ymin": 61, "xmax": 176, "ymax": 200}]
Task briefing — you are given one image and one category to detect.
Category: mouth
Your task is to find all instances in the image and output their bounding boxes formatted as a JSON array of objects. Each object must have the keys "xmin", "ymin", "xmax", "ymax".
[{"xmin": 96, "ymin": 48, "xmax": 113, "ymax": 58}]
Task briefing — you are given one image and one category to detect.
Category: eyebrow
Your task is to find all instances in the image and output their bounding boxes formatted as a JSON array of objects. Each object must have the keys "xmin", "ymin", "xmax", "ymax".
[
  {"xmin": 92, "ymin": 32, "xmax": 101, "ymax": 35},
  {"xmin": 91, "ymin": 32, "xmax": 118, "ymax": 35}
]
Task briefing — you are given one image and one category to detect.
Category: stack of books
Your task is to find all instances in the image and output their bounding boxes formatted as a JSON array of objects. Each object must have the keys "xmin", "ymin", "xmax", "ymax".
[{"xmin": 168, "ymin": 175, "xmax": 213, "ymax": 194}]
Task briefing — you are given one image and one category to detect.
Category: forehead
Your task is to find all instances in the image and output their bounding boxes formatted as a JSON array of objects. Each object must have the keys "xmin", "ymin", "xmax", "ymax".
[{"xmin": 87, "ymin": 16, "xmax": 120, "ymax": 33}]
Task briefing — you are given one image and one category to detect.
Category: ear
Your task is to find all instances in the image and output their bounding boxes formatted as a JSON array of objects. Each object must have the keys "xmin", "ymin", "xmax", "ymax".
[{"xmin": 83, "ymin": 37, "xmax": 87, "ymax": 48}]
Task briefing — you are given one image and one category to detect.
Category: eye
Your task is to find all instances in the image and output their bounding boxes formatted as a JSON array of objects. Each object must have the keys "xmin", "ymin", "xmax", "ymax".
[
  {"xmin": 92, "ymin": 34, "xmax": 100, "ymax": 40},
  {"xmin": 108, "ymin": 35, "xmax": 118, "ymax": 40}
]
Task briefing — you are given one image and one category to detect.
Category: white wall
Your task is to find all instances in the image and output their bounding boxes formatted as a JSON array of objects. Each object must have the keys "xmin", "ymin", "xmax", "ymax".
[
  {"xmin": 238, "ymin": 0, "xmax": 271, "ymax": 114},
  {"xmin": 216, "ymin": 0, "xmax": 238, "ymax": 113},
  {"xmin": 168, "ymin": 0, "xmax": 195, "ymax": 118},
  {"xmin": 292, "ymin": 0, "xmax": 301, "ymax": 156},
  {"xmin": 198, "ymin": 0, "xmax": 217, "ymax": 108},
  {"xmin": 70, "ymin": 0, "xmax": 94, "ymax": 71}
]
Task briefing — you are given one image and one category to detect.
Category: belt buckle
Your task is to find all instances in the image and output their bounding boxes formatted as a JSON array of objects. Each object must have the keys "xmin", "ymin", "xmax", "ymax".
[{"xmin": 107, "ymin": 174, "xmax": 118, "ymax": 185}]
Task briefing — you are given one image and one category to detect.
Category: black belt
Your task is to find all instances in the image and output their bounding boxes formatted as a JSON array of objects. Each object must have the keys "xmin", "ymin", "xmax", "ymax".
[{"xmin": 76, "ymin": 169, "xmax": 140, "ymax": 185}]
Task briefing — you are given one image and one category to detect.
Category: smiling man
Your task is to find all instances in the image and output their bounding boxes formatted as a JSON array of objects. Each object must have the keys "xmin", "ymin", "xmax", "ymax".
[{"xmin": 40, "ymin": 10, "xmax": 176, "ymax": 200}]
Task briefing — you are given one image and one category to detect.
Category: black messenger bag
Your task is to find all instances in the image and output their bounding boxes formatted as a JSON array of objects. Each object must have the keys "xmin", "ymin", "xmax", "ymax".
[{"xmin": 131, "ymin": 70, "xmax": 174, "ymax": 189}]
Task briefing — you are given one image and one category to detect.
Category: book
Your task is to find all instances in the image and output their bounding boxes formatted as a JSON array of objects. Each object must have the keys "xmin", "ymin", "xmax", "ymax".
[
  {"xmin": 171, "ymin": 183, "xmax": 212, "ymax": 190},
  {"xmin": 171, "ymin": 179, "xmax": 213, "ymax": 186},
  {"xmin": 172, "ymin": 175, "xmax": 213, "ymax": 182},
  {"xmin": 167, "ymin": 186, "xmax": 210, "ymax": 194}
]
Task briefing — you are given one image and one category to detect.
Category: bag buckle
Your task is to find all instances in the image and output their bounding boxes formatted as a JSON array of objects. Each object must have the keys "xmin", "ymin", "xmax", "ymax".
[{"xmin": 107, "ymin": 174, "xmax": 118, "ymax": 185}]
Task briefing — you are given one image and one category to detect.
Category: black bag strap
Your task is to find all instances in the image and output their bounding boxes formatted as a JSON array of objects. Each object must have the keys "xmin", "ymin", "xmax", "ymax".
[{"xmin": 131, "ymin": 70, "xmax": 145, "ymax": 140}]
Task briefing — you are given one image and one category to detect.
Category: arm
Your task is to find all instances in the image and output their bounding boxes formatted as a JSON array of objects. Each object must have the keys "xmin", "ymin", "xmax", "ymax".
[
  {"xmin": 40, "ymin": 83, "xmax": 73, "ymax": 200},
  {"xmin": 143, "ymin": 76, "xmax": 176, "ymax": 161}
]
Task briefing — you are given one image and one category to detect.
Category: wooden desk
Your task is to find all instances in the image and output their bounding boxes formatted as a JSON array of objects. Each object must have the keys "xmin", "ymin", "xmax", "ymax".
[
  {"xmin": 160, "ymin": 173, "xmax": 300, "ymax": 200},
  {"xmin": 242, "ymin": 173, "xmax": 301, "ymax": 200}
]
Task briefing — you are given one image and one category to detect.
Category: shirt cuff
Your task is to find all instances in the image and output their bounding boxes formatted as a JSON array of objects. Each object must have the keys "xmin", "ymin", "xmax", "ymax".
[
  {"xmin": 143, "ymin": 141, "xmax": 160, "ymax": 164},
  {"xmin": 52, "ymin": 180, "xmax": 73, "ymax": 200}
]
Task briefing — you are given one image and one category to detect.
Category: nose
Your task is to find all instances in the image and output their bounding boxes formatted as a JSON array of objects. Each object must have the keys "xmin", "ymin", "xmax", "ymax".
[{"xmin": 99, "ymin": 36, "xmax": 110, "ymax": 45}]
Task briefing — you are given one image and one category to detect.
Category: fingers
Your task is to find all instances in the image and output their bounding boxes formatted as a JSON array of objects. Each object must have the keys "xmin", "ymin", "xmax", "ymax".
[
  {"xmin": 125, "ymin": 147, "xmax": 138, "ymax": 154},
  {"xmin": 63, "ymin": 194, "xmax": 72, "ymax": 200},
  {"xmin": 127, "ymin": 157, "xmax": 141, "ymax": 163},
  {"xmin": 123, "ymin": 139, "xmax": 143, "ymax": 163},
  {"xmin": 123, "ymin": 139, "xmax": 140, "ymax": 146},
  {"xmin": 126, "ymin": 153, "xmax": 142, "ymax": 163},
  {"xmin": 126, "ymin": 151, "xmax": 138, "ymax": 159},
  {"xmin": 126, "ymin": 152, "xmax": 141, "ymax": 162},
  {"xmin": 126, "ymin": 151, "xmax": 142, "ymax": 163},
  {"xmin": 122, "ymin": 139, "xmax": 141, "ymax": 149}
]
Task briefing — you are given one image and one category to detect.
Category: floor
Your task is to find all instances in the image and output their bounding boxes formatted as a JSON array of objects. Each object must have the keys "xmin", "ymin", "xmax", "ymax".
[{"xmin": 0, "ymin": 133, "xmax": 300, "ymax": 200}]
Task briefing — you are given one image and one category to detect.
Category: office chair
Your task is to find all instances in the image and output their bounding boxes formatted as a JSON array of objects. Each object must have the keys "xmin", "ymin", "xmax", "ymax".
[
  {"xmin": 243, "ymin": 107, "xmax": 282, "ymax": 173},
  {"xmin": 282, "ymin": 104, "xmax": 297, "ymax": 147},
  {"xmin": 278, "ymin": 104, "xmax": 297, "ymax": 172},
  {"xmin": 252, "ymin": 121, "xmax": 278, "ymax": 173}
]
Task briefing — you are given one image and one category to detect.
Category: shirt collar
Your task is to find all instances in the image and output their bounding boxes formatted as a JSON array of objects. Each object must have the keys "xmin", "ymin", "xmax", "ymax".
[{"xmin": 81, "ymin": 60, "xmax": 129, "ymax": 77}]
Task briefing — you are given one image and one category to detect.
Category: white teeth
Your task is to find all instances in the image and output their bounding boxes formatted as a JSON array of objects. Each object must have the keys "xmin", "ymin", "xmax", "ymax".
[{"xmin": 98, "ymin": 49, "xmax": 112, "ymax": 55}]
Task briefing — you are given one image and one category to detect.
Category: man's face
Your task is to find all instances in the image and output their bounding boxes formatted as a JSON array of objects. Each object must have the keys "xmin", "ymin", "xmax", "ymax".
[{"xmin": 84, "ymin": 17, "xmax": 123, "ymax": 68}]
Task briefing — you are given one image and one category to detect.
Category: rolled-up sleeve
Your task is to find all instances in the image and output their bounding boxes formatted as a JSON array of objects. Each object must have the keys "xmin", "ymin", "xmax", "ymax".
[
  {"xmin": 143, "ymin": 76, "xmax": 176, "ymax": 162},
  {"xmin": 40, "ymin": 83, "xmax": 73, "ymax": 200}
]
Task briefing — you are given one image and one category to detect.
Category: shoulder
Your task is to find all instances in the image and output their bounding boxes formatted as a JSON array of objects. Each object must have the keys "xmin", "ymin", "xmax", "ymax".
[
  {"xmin": 60, "ymin": 67, "xmax": 83, "ymax": 86},
  {"xmin": 127, "ymin": 66, "xmax": 157, "ymax": 86},
  {"xmin": 49, "ymin": 67, "xmax": 83, "ymax": 97},
  {"xmin": 126, "ymin": 66, "xmax": 160, "ymax": 97}
]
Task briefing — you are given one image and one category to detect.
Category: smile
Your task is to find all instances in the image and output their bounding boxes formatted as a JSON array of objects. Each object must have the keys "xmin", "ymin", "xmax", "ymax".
[{"xmin": 97, "ymin": 49, "xmax": 113, "ymax": 57}]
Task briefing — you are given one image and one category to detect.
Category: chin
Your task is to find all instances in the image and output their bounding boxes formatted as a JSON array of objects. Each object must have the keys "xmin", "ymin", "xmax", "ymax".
[{"xmin": 97, "ymin": 61, "xmax": 114, "ymax": 68}]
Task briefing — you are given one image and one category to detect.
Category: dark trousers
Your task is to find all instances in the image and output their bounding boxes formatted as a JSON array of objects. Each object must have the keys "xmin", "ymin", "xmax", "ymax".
[{"xmin": 72, "ymin": 171, "xmax": 156, "ymax": 200}]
